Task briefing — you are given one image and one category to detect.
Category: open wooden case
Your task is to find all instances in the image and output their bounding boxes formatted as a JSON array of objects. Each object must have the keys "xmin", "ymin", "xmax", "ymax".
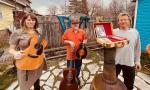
[{"xmin": 94, "ymin": 22, "xmax": 129, "ymax": 48}]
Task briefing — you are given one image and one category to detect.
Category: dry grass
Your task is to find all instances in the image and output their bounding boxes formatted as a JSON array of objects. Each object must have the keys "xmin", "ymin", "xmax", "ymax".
[{"xmin": 141, "ymin": 53, "xmax": 150, "ymax": 75}]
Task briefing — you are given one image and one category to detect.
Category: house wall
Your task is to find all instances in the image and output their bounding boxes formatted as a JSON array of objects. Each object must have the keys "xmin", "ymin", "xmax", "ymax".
[
  {"xmin": 0, "ymin": 3, "xmax": 13, "ymax": 30},
  {"xmin": 135, "ymin": 0, "xmax": 150, "ymax": 51}
]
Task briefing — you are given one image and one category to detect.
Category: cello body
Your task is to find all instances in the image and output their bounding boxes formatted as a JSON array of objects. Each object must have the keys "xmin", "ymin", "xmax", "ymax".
[{"xmin": 59, "ymin": 67, "xmax": 79, "ymax": 90}]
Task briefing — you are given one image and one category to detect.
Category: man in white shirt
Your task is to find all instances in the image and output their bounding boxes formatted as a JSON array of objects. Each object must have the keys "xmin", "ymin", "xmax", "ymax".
[{"xmin": 113, "ymin": 12, "xmax": 142, "ymax": 90}]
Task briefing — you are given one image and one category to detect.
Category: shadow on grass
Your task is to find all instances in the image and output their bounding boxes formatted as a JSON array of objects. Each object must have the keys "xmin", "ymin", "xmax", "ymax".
[{"xmin": 0, "ymin": 67, "xmax": 17, "ymax": 90}]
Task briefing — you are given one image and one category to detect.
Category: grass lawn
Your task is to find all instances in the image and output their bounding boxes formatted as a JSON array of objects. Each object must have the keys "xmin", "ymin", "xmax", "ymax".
[
  {"xmin": 140, "ymin": 52, "xmax": 150, "ymax": 75},
  {"xmin": 0, "ymin": 66, "xmax": 17, "ymax": 90}
]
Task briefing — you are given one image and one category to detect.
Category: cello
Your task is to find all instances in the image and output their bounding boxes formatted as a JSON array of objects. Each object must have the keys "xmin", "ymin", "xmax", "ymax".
[{"xmin": 59, "ymin": 45, "xmax": 79, "ymax": 90}]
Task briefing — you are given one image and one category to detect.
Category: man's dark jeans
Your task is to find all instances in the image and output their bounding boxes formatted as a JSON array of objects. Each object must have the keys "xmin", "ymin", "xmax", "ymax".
[
  {"xmin": 67, "ymin": 59, "xmax": 82, "ymax": 77},
  {"xmin": 116, "ymin": 64, "xmax": 135, "ymax": 90}
]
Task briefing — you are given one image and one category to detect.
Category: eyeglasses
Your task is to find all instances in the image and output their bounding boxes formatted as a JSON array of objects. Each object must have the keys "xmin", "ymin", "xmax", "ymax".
[
  {"xmin": 119, "ymin": 19, "xmax": 130, "ymax": 22},
  {"xmin": 72, "ymin": 22, "xmax": 79, "ymax": 24}
]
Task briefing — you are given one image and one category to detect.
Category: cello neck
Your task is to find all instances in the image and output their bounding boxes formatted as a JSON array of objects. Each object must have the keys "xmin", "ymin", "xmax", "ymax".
[{"xmin": 69, "ymin": 46, "xmax": 75, "ymax": 68}]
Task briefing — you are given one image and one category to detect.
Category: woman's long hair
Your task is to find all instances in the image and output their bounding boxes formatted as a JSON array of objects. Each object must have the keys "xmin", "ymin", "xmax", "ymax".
[{"xmin": 20, "ymin": 13, "xmax": 39, "ymax": 32}]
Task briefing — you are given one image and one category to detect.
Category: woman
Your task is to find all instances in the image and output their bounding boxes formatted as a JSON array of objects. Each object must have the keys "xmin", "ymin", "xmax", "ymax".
[{"xmin": 9, "ymin": 13, "xmax": 47, "ymax": 90}]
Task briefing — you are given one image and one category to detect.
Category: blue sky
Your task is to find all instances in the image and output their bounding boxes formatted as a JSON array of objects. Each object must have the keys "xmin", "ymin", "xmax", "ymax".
[{"xmin": 31, "ymin": 0, "xmax": 116, "ymax": 15}]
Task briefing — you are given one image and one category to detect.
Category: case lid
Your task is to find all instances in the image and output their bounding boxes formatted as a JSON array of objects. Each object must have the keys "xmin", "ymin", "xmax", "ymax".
[{"xmin": 94, "ymin": 22, "xmax": 113, "ymax": 36}]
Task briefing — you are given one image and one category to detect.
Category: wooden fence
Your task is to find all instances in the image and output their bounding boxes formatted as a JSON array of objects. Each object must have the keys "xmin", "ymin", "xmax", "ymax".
[
  {"xmin": 0, "ymin": 21, "xmax": 96, "ymax": 49},
  {"xmin": 39, "ymin": 21, "xmax": 96, "ymax": 49}
]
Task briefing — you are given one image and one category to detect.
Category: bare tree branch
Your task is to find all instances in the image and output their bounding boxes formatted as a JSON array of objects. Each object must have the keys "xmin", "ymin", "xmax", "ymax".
[{"xmin": 48, "ymin": 5, "xmax": 58, "ymax": 15}]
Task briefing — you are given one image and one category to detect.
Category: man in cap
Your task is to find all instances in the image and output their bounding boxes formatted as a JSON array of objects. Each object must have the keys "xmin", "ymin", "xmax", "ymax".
[{"xmin": 62, "ymin": 17, "xmax": 87, "ymax": 85}]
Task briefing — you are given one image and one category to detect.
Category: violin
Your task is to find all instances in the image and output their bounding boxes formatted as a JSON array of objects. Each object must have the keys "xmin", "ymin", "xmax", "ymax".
[{"xmin": 76, "ymin": 43, "xmax": 87, "ymax": 59}]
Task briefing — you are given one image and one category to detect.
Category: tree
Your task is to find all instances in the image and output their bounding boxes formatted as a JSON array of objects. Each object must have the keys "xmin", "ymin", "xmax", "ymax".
[
  {"xmin": 87, "ymin": 0, "xmax": 101, "ymax": 16},
  {"xmin": 48, "ymin": 5, "xmax": 58, "ymax": 15},
  {"xmin": 68, "ymin": 0, "xmax": 88, "ymax": 15},
  {"xmin": 127, "ymin": 2, "xmax": 136, "ymax": 27},
  {"xmin": 108, "ymin": 0, "xmax": 125, "ymax": 27},
  {"xmin": 59, "ymin": 5, "xmax": 70, "ymax": 15},
  {"xmin": 108, "ymin": 0, "xmax": 136, "ymax": 27}
]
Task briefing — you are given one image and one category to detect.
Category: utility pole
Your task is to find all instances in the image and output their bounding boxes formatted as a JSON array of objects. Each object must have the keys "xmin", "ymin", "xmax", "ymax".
[
  {"xmin": 82, "ymin": 0, "xmax": 88, "ymax": 15},
  {"xmin": 101, "ymin": 0, "xmax": 103, "ymax": 16},
  {"xmin": 65, "ymin": 0, "xmax": 67, "ymax": 15},
  {"xmin": 126, "ymin": 0, "xmax": 128, "ymax": 10},
  {"xmin": 14, "ymin": 0, "xmax": 17, "ymax": 14}
]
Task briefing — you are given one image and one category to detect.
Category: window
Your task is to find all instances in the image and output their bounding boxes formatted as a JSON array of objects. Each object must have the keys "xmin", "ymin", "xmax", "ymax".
[
  {"xmin": 0, "ymin": 11, "xmax": 2, "ymax": 20},
  {"xmin": 0, "ymin": 6, "xmax": 2, "ymax": 20}
]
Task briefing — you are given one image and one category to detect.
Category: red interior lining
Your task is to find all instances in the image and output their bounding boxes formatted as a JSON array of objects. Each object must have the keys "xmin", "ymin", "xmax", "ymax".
[
  {"xmin": 94, "ymin": 22, "xmax": 127, "ymax": 42},
  {"xmin": 108, "ymin": 37, "xmax": 122, "ymax": 42},
  {"xmin": 107, "ymin": 35, "xmax": 127, "ymax": 42}
]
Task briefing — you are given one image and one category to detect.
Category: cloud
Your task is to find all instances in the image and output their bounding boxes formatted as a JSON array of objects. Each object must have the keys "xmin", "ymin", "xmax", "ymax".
[
  {"xmin": 34, "ymin": 6, "xmax": 49, "ymax": 15},
  {"xmin": 31, "ymin": 0, "xmax": 67, "ymax": 15}
]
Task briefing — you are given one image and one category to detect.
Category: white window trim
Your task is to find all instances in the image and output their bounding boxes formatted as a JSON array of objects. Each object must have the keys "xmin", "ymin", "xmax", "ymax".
[
  {"xmin": 0, "ymin": 6, "xmax": 3, "ymax": 20},
  {"xmin": 134, "ymin": 0, "xmax": 138, "ymax": 28}
]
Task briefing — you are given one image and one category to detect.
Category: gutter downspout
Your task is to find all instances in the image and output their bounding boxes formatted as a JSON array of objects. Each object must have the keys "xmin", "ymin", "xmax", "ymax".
[{"xmin": 134, "ymin": 0, "xmax": 138, "ymax": 28}]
